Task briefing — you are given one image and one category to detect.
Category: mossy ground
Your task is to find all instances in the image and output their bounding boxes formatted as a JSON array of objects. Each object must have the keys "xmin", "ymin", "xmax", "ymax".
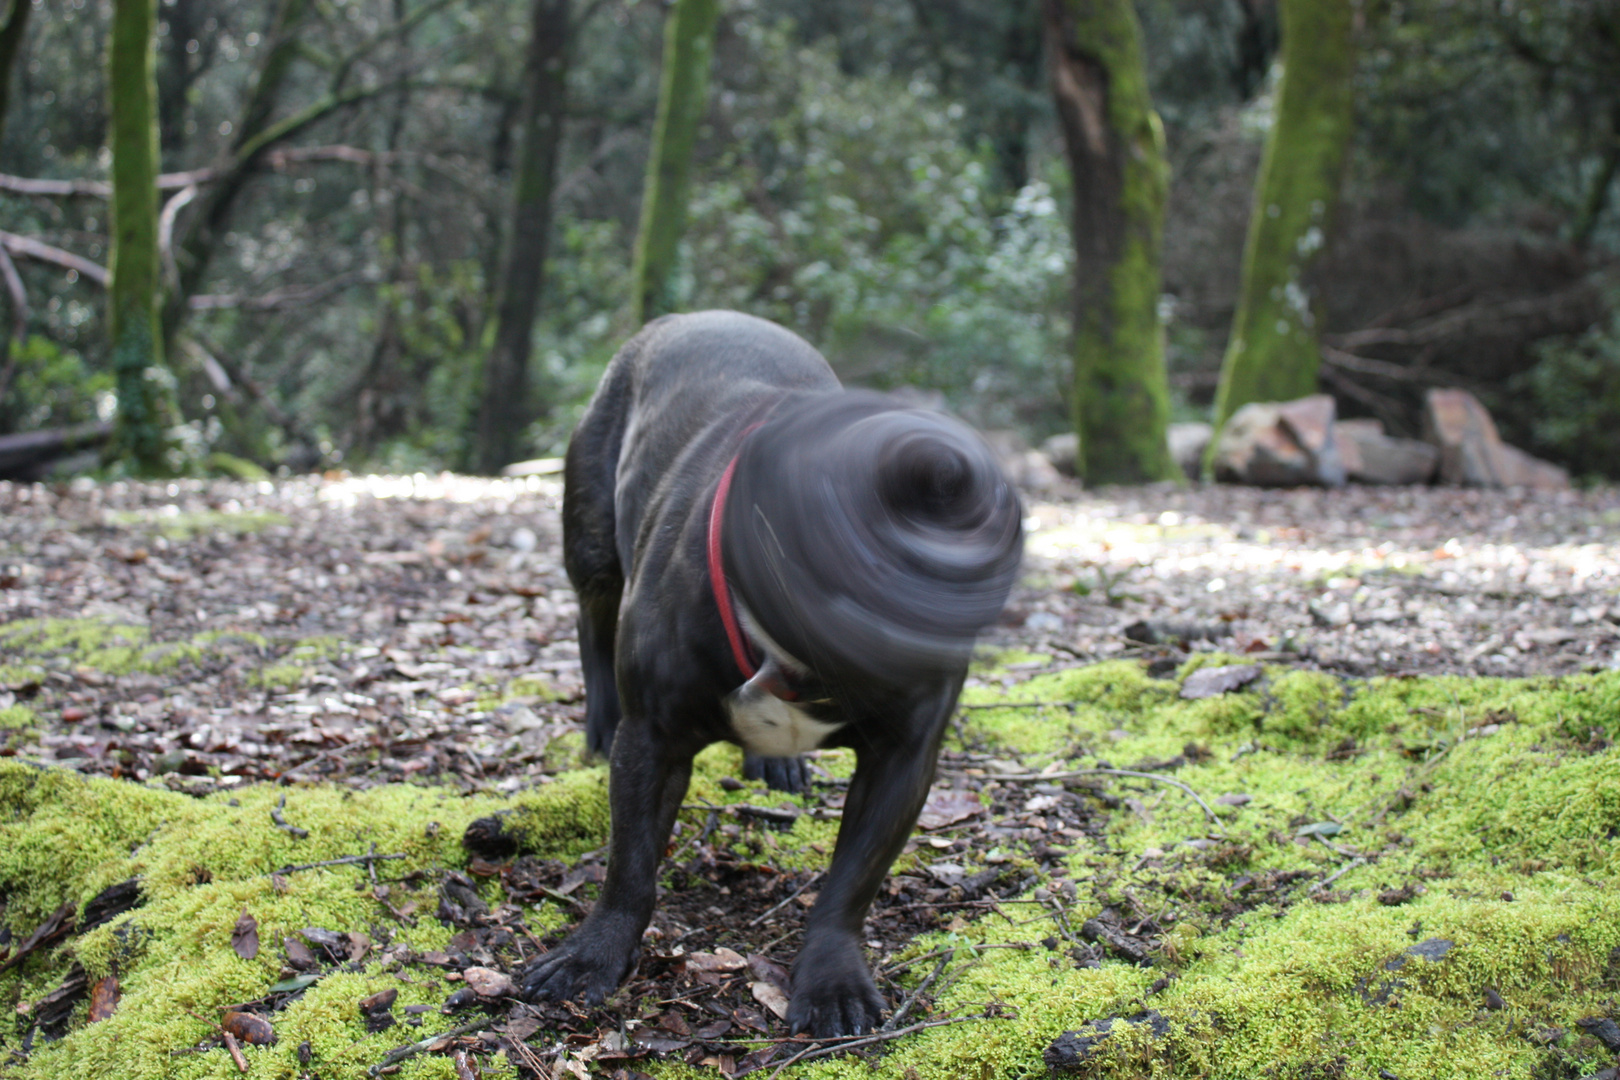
[{"xmin": 0, "ymin": 660, "xmax": 1615, "ymax": 1078}]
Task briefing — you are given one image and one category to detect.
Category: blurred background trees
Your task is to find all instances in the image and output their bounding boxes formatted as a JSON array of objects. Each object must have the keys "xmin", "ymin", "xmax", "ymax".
[{"xmin": 0, "ymin": 0, "xmax": 1617, "ymax": 479}]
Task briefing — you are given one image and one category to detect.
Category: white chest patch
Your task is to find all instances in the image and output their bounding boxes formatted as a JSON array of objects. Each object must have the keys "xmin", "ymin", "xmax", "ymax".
[{"xmin": 726, "ymin": 685, "xmax": 844, "ymax": 757}]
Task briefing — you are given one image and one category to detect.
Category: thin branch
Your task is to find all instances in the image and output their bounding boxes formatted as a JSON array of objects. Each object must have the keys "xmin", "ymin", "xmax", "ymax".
[
  {"xmin": 0, "ymin": 230, "xmax": 107, "ymax": 284},
  {"xmin": 368, "ymin": 1019, "xmax": 488, "ymax": 1076},
  {"xmin": 0, "ymin": 242, "xmax": 25, "ymax": 409},
  {"xmin": 272, "ymin": 851, "xmax": 407, "ymax": 875},
  {"xmin": 188, "ymin": 270, "xmax": 378, "ymax": 311},
  {"xmin": 159, "ymin": 184, "xmax": 198, "ymax": 287},
  {"xmin": 0, "ymin": 239, "xmax": 25, "ymax": 340},
  {"xmin": 963, "ymin": 766, "xmax": 1222, "ymax": 824},
  {"xmin": 764, "ymin": 1015, "xmax": 987, "ymax": 1078}
]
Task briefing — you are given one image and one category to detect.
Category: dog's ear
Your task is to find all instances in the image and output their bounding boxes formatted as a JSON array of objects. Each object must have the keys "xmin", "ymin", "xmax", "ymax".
[{"xmin": 724, "ymin": 393, "xmax": 1024, "ymax": 688}]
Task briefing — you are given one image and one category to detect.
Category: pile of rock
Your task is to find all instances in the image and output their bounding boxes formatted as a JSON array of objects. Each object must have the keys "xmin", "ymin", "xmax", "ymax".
[{"xmin": 1204, "ymin": 388, "xmax": 1567, "ymax": 489}]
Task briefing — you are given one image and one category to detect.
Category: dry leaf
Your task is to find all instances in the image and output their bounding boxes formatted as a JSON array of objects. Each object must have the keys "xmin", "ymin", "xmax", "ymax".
[
  {"xmin": 917, "ymin": 788, "xmax": 985, "ymax": 830},
  {"xmin": 87, "ymin": 974, "xmax": 119, "ymax": 1022},
  {"xmin": 463, "ymin": 966, "xmax": 515, "ymax": 998},
  {"xmin": 232, "ymin": 908, "xmax": 259, "ymax": 960},
  {"xmin": 749, "ymin": 980, "xmax": 790, "ymax": 1020},
  {"xmin": 684, "ymin": 947, "xmax": 748, "ymax": 973}
]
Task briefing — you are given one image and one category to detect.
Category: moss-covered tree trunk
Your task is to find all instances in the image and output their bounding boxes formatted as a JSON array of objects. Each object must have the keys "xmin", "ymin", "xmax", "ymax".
[
  {"xmin": 1042, "ymin": 0, "xmax": 1178, "ymax": 485},
  {"xmin": 1210, "ymin": 0, "xmax": 1357, "ymax": 436},
  {"xmin": 629, "ymin": 0, "xmax": 720, "ymax": 326},
  {"xmin": 108, "ymin": 0, "xmax": 176, "ymax": 473},
  {"xmin": 470, "ymin": 0, "xmax": 569, "ymax": 475}
]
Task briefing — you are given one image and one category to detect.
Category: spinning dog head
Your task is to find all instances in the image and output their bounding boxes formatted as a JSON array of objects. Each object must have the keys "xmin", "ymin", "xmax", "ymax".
[{"xmin": 721, "ymin": 392, "xmax": 1024, "ymax": 698}]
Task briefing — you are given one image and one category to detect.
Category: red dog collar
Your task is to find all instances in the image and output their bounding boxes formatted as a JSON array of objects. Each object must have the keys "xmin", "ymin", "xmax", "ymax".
[{"xmin": 707, "ymin": 449, "xmax": 760, "ymax": 680}]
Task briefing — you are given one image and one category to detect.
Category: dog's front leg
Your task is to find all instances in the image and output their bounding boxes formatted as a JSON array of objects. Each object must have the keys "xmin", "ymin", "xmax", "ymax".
[
  {"xmin": 520, "ymin": 716, "xmax": 693, "ymax": 1007},
  {"xmin": 788, "ymin": 691, "xmax": 952, "ymax": 1038}
]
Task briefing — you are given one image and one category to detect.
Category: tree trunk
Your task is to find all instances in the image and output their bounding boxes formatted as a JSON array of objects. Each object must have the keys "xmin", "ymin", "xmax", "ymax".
[
  {"xmin": 1043, "ymin": 0, "xmax": 1178, "ymax": 485},
  {"xmin": 0, "ymin": 0, "xmax": 30, "ymax": 140},
  {"xmin": 1210, "ymin": 0, "xmax": 1357, "ymax": 439},
  {"xmin": 0, "ymin": 0, "xmax": 32, "ymax": 404},
  {"xmin": 159, "ymin": 0, "xmax": 313, "ymax": 355},
  {"xmin": 470, "ymin": 0, "xmax": 569, "ymax": 474},
  {"xmin": 108, "ymin": 0, "xmax": 176, "ymax": 473},
  {"xmin": 629, "ymin": 0, "xmax": 720, "ymax": 326}
]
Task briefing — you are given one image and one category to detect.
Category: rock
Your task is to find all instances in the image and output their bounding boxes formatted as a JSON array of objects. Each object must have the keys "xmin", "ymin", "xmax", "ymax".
[
  {"xmin": 1041, "ymin": 432, "xmax": 1078, "ymax": 477},
  {"xmin": 1496, "ymin": 442, "xmax": 1570, "ymax": 490},
  {"xmin": 1423, "ymin": 388, "xmax": 1568, "ymax": 489},
  {"xmin": 1212, "ymin": 395, "xmax": 1345, "ymax": 487},
  {"xmin": 983, "ymin": 430, "xmax": 1067, "ymax": 492},
  {"xmin": 1044, "ymin": 1011, "xmax": 1169, "ymax": 1073},
  {"xmin": 1335, "ymin": 418, "xmax": 1440, "ymax": 485},
  {"xmin": 1167, "ymin": 422, "xmax": 1213, "ymax": 480}
]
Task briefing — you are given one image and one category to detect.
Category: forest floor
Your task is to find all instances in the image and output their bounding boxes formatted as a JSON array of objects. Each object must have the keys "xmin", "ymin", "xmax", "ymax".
[{"xmin": 0, "ymin": 476, "xmax": 1617, "ymax": 1079}]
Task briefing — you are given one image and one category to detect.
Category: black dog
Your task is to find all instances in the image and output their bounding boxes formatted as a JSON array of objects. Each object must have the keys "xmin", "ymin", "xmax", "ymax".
[{"xmin": 520, "ymin": 310, "xmax": 1022, "ymax": 1037}]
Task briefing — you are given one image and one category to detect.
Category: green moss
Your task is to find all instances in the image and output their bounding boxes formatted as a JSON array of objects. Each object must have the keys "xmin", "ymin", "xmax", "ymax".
[
  {"xmin": 0, "ymin": 619, "xmax": 274, "ymax": 678},
  {"xmin": 105, "ymin": 509, "xmax": 291, "ymax": 540},
  {"xmin": 503, "ymin": 675, "xmax": 559, "ymax": 703},
  {"xmin": 1, "ymin": 662, "xmax": 1615, "ymax": 1078},
  {"xmin": 0, "ymin": 764, "xmax": 520, "ymax": 1079},
  {"xmin": 0, "ymin": 706, "xmax": 35, "ymax": 729}
]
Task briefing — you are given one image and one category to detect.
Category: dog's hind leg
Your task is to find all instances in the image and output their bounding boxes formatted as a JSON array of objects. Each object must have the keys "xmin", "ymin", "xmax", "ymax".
[{"xmin": 563, "ymin": 401, "xmax": 627, "ymax": 758}]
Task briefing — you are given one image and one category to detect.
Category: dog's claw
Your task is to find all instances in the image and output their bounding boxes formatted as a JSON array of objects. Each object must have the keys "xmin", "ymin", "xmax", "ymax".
[
  {"xmin": 787, "ymin": 942, "xmax": 887, "ymax": 1038},
  {"xmin": 518, "ymin": 934, "xmax": 638, "ymax": 1008},
  {"xmin": 743, "ymin": 754, "xmax": 811, "ymax": 794}
]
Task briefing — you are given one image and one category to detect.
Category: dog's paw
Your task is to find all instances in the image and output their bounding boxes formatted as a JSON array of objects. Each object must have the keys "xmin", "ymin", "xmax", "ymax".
[
  {"xmin": 788, "ymin": 944, "xmax": 886, "ymax": 1037},
  {"xmin": 742, "ymin": 754, "xmax": 811, "ymax": 794},
  {"xmin": 518, "ymin": 927, "xmax": 638, "ymax": 1007}
]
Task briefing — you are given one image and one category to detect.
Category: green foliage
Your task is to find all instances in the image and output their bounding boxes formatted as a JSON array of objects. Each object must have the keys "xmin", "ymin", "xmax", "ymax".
[
  {"xmin": 0, "ymin": 336, "xmax": 114, "ymax": 434},
  {"xmin": 684, "ymin": 24, "xmax": 1073, "ymax": 433},
  {"xmin": 1513, "ymin": 309, "xmax": 1620, "ymax": 479}
]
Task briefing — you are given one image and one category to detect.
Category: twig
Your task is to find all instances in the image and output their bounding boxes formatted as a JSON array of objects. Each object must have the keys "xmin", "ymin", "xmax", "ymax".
[
  {"xmin": 748, "ymin": 874, "xmax": 821, "ymax": 927},
  {"xmin": 273, "ymin": 852, "xmax": 406, "ymax": 876},
  {"xmin": 957, "ymin": 700, "xmax": 1075, "ymax": 711},
  {"xmin": 959, "ymin": 767, "xmax": 1222, "ymax": 825},
  {"xmin": 881, "ymin": 942, "xmax": 1031, "ymax": 977},
  {"xmin": 764, "ymin": 1015, "xmax": 985, "ymax": 1078},
  {"xmin": 222, "ymin": 1030, "xmax": 249, "ymax": 1073},
  {"xmin": 884, "ymin": 949, "xmax": 951, "ymax": 1031},
  {"xmin": 1309, "ymin": 857, "xmax": 1366, "ymax": 894},
  {"xmin": 270, "ymin": 793, "xmax": 309, "ymax": 839},
  {"xmin": 368, "ymin": 1020, "xmax": 488, "ymax": 1076}
]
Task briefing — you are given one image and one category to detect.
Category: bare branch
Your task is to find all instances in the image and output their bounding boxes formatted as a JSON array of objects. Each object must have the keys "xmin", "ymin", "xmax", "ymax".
[
  {"xmin": 0, "ymin": 240, "xmax": 27, "ymax": 340},
  {"xmin": 159, "ymin": 184, "xmax": 198, "ymax": 287},
  {"xmin": 0, "ymin": 230, "xmax": 108, "ymax": 285},
  {"xmin": 188, "ymin": 270, "xmax": 377, "ymax": 311}
]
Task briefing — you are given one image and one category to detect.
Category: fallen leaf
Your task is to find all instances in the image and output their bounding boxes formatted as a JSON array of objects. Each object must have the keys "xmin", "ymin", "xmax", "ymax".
[
  {"xmin": 462, "ymin": 966, "xmax": 514, "ymax": 998},
  {"xmin": 358, "ymin": 987, "xmax": 398, "ymax": 1017},
  {"xmin": 750, "ymin": 980, "xmax": 790, "ymax": 1020},
  {"xmin": 232, "ymin": 908, "xmax": 259, "ymax": 960},
  {"xmin": 1179, "ymin": 664, "xmax": 1263, "ymax": 700},
  {"xmin": 87, "ymin": 974, "xmax": 119, "ymax": 1022},
  {"xmin": 283, "ymin": 936, "xmax": 316, "ymax": 970},
  {"xmin": 917, "ymin": 788, "xmax": 986, "ymax": 830},
  {"xmin": 684, "ymin": 947, "xmax": 748, "ymax": 973}
]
